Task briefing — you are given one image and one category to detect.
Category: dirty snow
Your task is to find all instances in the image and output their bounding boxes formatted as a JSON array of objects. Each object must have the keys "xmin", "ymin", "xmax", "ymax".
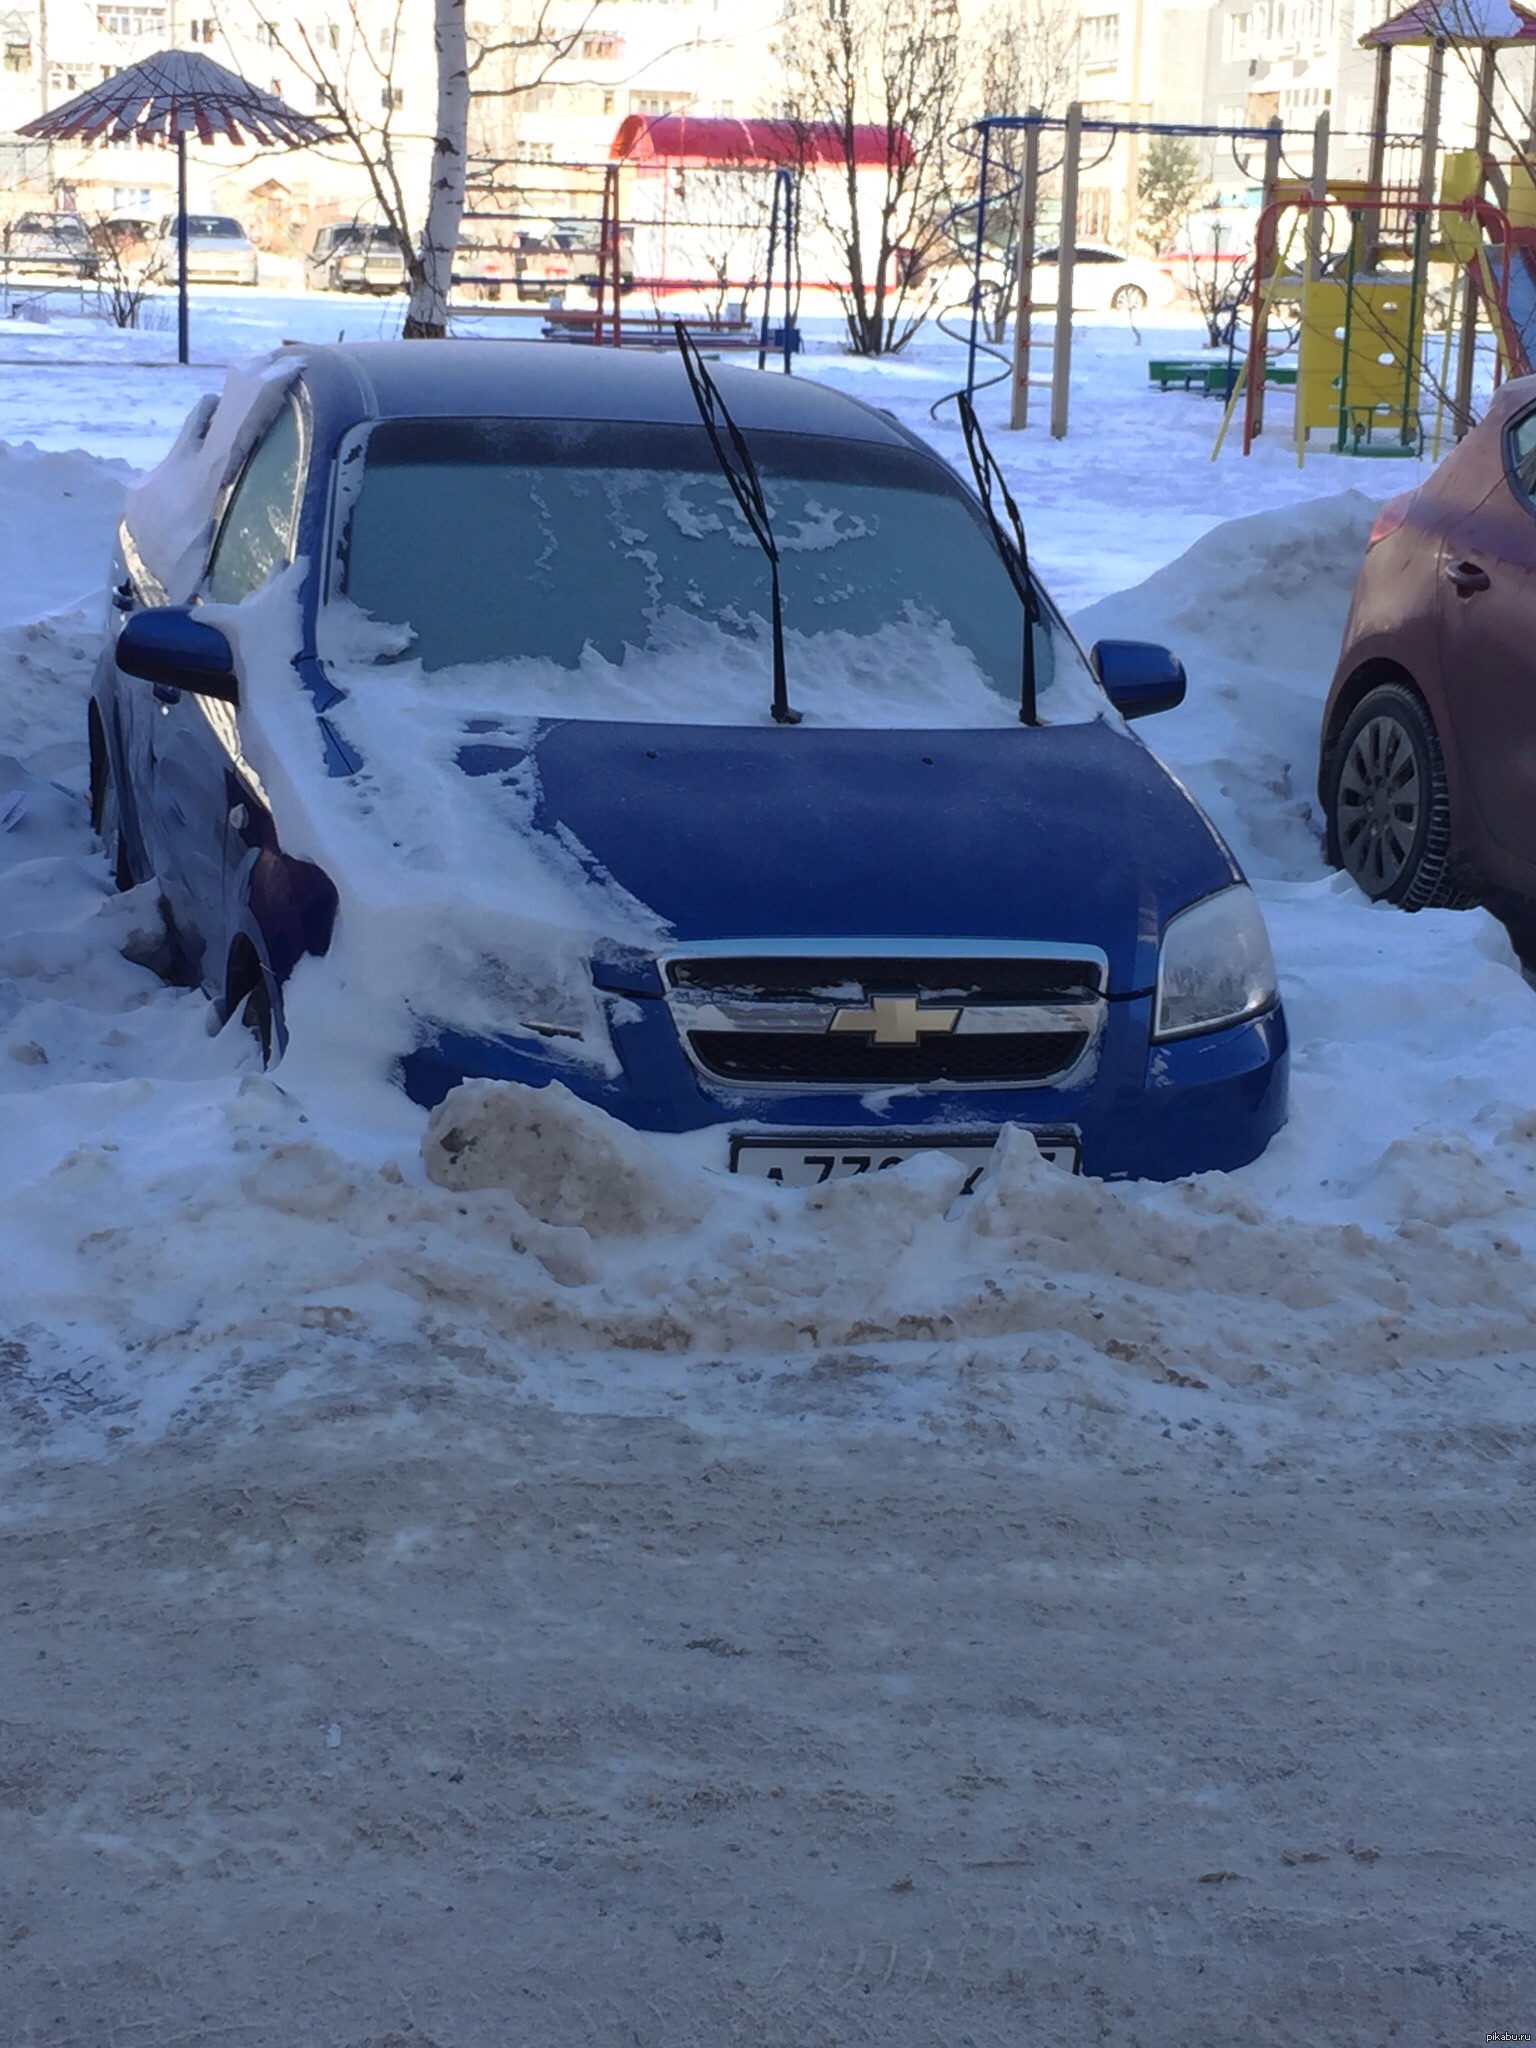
[{"xmin": 0, "ymin": 305, "xmax": 1533, "ymax": 2046}]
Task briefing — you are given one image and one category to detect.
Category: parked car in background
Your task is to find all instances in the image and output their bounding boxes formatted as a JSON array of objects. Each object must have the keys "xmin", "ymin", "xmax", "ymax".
[
  {"xmin": 306, "ymin": 220, "xmax": 407, "ymax": 294},
  {"xmin": 515, "ymin": 216, "xmax": 634, "ymax": 302},
  {"xmin": 3, "ymin": 211, "xmax": 98, "ymax": 281},
  {"xmin": 90, "ymin": 341, "xmax": 1285, "ymax": 1181},
  {"xmin": 1032, "ymin": 243, "xmax": 1181, "ymax": 314},
  {"xmin": 511, "ymin": 219, "xmax": 574, "ymax": 302},
  {"xmin": 152, "ymin": 214, "xmax": 259, "ymax": 287},
  {"xmin": 97, "ymin": 213, "xmax": 156, "ymax": 258},
  {"xmin": 452, "ymin": 232, "xmax": 517, "ymax": 300},
  {"xmin": 1320, "ymin": 373, "xmax": 1536, "ymax": 935}
]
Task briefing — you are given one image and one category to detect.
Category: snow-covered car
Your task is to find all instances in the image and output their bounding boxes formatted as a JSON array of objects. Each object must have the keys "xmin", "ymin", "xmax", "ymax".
[
  {"xmin": 1033, "ymin": 243, "xmax": 1181, "ymax": 314},
  {"xmin": 306, "ymin": 220, "xmax": 407, "ymax": 295},
  {"xmin": 152, "ymin": 214, "xmax": 260, "ymax": 287},
  {"xmin": 3, "ymin": 211, "xmax": 98, "ymax": 281},
  {"xmin": 89, "ymin": 342, "xmax": 1286, "ymax": 1182}
]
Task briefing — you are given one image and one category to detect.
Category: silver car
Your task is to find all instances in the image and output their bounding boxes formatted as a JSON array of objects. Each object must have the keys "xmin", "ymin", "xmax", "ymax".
[
  {"xmin": 153, "ymin": 214, "xmax": 260, "ymax": 288},
  {"xmin": 306, "ymin": 220, "xmax": 407, "ymax": 295},
  {"xmin": 3, "ymin": 211, "xmax": 98, "ymax": 281}
]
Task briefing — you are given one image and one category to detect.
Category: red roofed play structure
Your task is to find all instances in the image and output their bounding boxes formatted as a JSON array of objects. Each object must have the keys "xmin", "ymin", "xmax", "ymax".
[{"xmin": 611, "ymin": 114, "xmax": 916, "ymax": 171}]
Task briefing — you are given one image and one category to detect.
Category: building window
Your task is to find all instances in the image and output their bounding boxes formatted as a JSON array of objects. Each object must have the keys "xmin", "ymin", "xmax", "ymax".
[
  {"xmin": 631, "ymin": 92, "xmax": 692, "ymax": 116},
  {"xmin": 1223, "ymin": 11, "xmax": 1252, "ymax": 59},
  {"xmin": 187, "ymin": 17, "xmax": 215, "ymax": 41},
  {"xmin": 1080, "ymin": 189, "xmax": 1114, "ymax": 238},
  {"xmin": 519, "ymin": 140, "xmax": 554, "ymax": 162},
  {"xmin": 256, "ymin": 20, "xmax": 278, "ymax": 46},
  {"xmin": 1079, "ymin": 13, "xmax": 1120, "ymax": 67},
  {"xmin": 48, "ymin": 63, "xmax": 83, "ymax": 92},
  {"xmin": 3, "ymin": 35, "xmax": 28, "ymax": 68},
  {"xmin": 582, "ymin": 35, "xmax": 622, "ymax": 59},
  {"xmin": 97, "ymin": 4, "xmax": 166, "ymax": 34},
  {"xmin": 381, "ymin": 84, "xmax": 403, "ymax": 108}
]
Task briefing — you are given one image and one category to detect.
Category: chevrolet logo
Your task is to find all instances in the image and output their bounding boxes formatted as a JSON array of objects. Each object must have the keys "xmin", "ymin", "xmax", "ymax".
[{"xmin": 828, "ymin": 994, "xmax": 961, "ymax": 1045}]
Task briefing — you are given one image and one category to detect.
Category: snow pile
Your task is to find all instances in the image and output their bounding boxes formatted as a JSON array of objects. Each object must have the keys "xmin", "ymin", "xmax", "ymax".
[
  {"xmin": 213, "ymin": 573, "xmax": 665, "ymax": 1096},
  {"xmin": 0, "ymin": 442, "xmax": 132, "ymax": 628},
  {"xmin": 1074, "ymin": 488, "xmax": 1374, "ymax": 885},
  {"xmin": 1, "ymin": 436, "xmax": 1534, "ymax": 1473}
]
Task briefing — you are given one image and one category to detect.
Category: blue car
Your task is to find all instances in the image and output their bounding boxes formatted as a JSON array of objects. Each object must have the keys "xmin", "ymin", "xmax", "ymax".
[{"xmin": 89, "ymin": 340, "xmax": 1286, "ymax": 1183}]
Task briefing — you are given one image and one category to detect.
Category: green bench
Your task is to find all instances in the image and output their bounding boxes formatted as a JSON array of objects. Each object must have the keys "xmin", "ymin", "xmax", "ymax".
[{"xmin": 1147, "ymin": 358, "xmax": 1298, "ymax": 395}]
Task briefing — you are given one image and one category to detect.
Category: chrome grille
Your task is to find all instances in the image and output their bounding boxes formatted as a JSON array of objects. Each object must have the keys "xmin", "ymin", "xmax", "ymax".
[{"xmin": 662, "ymin": 946, "xmax": 1107, "ymax": 1090}]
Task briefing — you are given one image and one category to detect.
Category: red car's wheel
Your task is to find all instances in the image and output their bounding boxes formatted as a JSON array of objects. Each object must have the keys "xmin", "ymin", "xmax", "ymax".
[{"xmin": 1327, "ymin": 683, "xmax": 1473, "ymax": 908}]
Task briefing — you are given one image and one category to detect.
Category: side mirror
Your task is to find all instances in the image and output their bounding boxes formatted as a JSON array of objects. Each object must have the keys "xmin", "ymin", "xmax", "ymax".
[
  {"xmin": 115, "ymin": 606, "xmax": 238, "ymax": 704},
  {"xmin": 1091, "ymin": 638, "xmax": 1186, "ymax": 720}
]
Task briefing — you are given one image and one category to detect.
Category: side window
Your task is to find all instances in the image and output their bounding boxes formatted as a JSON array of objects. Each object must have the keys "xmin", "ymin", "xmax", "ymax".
[
  {"xmin": 206, "ymin": 399, "xmax": 303, "ymax": 604},
  {"xmin": 1508, "ymin": 408, "xmax": 1536, "ymax": 504}
]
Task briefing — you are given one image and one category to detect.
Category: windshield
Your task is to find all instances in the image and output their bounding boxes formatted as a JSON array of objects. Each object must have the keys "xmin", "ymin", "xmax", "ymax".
[
  {"xmin": 16, "ymin": 215, "xmax": 86, "ymax": 242},
  {"xmin": 175, "ymin": 216, "xmax": 242, "ymax": 238},
  {"xmin": 325, "ymin": 415, "xmax": 1105, "ymax": 728}
]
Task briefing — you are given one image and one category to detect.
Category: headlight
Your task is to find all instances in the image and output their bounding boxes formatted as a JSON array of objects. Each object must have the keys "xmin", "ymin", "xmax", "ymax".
[{"xmin": 1153, "ymin": 884, "xmax": 1277, "ymax": 1041}]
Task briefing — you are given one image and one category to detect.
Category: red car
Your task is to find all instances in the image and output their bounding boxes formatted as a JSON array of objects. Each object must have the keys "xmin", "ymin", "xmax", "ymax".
[{"xmin": 1320, "ymin": 374, "xmax": 1536, "ymax": 928}]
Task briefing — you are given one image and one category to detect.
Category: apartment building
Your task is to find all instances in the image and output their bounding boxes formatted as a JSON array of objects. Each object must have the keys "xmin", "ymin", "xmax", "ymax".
[
  {"xmin": 469, "ymin": 0, "xmax": 781, "ymax": 228},
  {"xmin": 1201, "ymin": 0, "xmax": 1535, "ymax": 192},
  {"xmin": 0, "ymin": 0, "xmax": 781, "ymax": 243}
]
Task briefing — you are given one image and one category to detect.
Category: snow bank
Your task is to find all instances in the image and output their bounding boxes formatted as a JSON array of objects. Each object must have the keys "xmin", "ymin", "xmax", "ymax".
[
  {"xmin": 1072, "ymin": 492, "xmax": 1536, "ymax": 1233},
  {"xmin": 0, "ymin": 442, "xmax": 132, "ymax": 628},
  {"xmin": 1073, "ymin": 489, "xmax": 1374, "ymax": 886},
  {"xmin": 1, "ymin": 441, "xmax": 1534, "ymax": 1470}
]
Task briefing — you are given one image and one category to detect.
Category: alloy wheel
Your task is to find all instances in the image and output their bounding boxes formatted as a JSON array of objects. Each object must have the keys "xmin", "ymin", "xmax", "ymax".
[{"xmin": 1334, "ymin": 712, "xmax": 1423, "ymax": 895}]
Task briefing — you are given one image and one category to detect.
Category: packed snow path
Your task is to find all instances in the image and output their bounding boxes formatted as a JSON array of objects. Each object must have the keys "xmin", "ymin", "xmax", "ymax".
[{"xmin": 1, "ymin": 334, "xmax": 1534, "ymax": 2044}]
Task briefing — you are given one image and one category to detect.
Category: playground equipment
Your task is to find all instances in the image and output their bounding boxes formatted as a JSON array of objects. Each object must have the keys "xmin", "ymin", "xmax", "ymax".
[
  {"xmin": 1212, "ymin": 0, "xmax": 1536, "ymax": 459},
  {"xmin": 961, "ymin": 0, "xmax": 1536, "ymax": 452},
  {"xmin": 956, "ymin": 108, "xmax": 1293, "ymax": 434}
]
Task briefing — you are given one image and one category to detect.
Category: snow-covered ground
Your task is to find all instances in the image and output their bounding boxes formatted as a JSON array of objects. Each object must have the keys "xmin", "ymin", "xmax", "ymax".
[{"xmin": 2, "ymin": 295, "xmax": 1534, "ymax": 2046}]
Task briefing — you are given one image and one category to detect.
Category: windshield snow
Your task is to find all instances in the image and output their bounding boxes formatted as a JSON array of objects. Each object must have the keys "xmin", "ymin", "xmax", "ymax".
[{"xmin": 325, "ymin": 416, "xmax": 1105, "ymax": 727}]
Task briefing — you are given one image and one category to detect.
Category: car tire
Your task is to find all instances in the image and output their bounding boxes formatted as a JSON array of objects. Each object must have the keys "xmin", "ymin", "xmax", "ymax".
[
  {"xmin": 241, "ymin": 976, "xmax": 275, "ymax": 1065},
  {"xmin": 89, "ymin": 723, "xmax": 136, "ymax": 893},
  {"xmin": 1111, "ymin": 283, "xmax": 1149, "ymax": 312},
  {"xmin": 1326, "ymin": 682, "xmax": 1475, "ymax": 908}
]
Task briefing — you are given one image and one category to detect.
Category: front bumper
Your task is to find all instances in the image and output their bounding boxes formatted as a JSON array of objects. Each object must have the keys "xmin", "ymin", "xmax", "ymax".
[{"xmin": 400, "ymin": 994, "xmax": 1289, "ymax": 1183}]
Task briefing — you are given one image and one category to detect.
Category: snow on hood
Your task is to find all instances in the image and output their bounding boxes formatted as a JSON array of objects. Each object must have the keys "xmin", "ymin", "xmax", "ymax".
[
  {"xmin": 317, "ymin": 602, "xmax": 1111, "ymax": 730},
  {"xmin": 215, "ymin": 570, "xmax": 668, "ymax": 1099}
]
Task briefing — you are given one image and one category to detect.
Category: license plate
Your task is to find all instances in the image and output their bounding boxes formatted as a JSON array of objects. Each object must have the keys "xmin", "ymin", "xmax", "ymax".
[{"xmin": 729, "ymin": 1131, "xmax": 1080, "ymax": 1188}]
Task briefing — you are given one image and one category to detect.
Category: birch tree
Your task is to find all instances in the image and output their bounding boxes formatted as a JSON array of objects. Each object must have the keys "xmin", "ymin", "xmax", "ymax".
[
  {"xmin": 403, "ymin": 0, "xmax": 468, "ymax": 336},
  {"xmin": 246, "ymin": 0, "xmax": 601, "ymax": 338}
]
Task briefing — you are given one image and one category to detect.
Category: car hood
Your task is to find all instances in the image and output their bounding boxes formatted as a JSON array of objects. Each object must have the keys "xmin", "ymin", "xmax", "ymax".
[{"xmin": 453, "ymin": 717, "xmax": 1239, "ymax": 995}]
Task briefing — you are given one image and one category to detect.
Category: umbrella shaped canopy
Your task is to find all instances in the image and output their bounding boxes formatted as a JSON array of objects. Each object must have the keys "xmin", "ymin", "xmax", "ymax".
[
  {"xmin": 17, "ymin": 47, "xmax": 330, "ymax": 148},
  {"xmin": 16, "ymin": 51, "xmax": 332, "ymax": 363}
]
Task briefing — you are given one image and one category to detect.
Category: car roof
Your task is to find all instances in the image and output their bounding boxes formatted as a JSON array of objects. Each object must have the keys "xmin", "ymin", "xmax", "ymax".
[{"xmin": 294, "ymin": 339, "xmax": 920, "ymax": 448}]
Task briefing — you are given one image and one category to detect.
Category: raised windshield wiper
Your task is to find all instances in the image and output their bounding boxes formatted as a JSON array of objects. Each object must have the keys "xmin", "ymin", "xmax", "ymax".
[
  {"xmin": 674, "ymin": 320, "xmax": 801, "ymax": 726},
  {"xmin": 957, "ymin": 392, "xmax": 1039, "ymax": 727}
]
